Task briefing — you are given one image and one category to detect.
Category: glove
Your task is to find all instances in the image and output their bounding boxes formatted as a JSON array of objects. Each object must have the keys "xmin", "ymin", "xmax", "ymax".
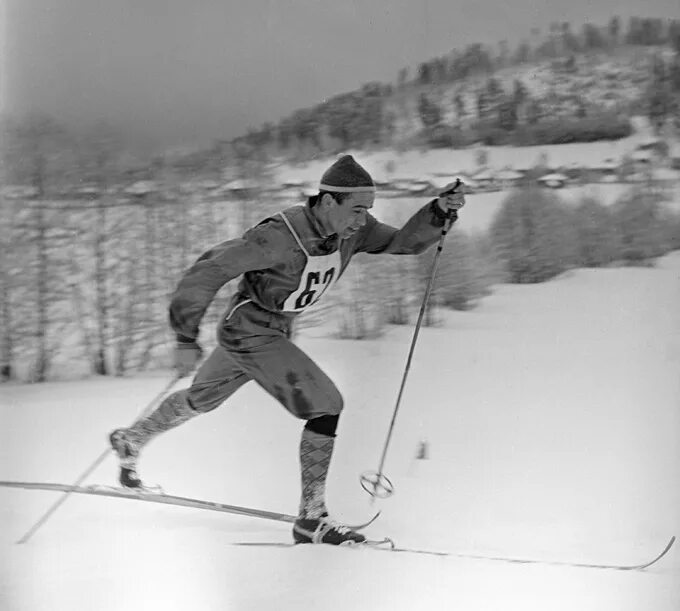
[
  {"xmin": 436, "ymin": 179, "xmax": 466, "ymax": 215},
  {"xmin": 174, "ymin": 338, "xmax": 204, "ymax": 377}
]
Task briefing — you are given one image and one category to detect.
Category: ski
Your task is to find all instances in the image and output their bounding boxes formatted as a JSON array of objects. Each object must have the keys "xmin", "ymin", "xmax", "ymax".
[
  {"xmin": 5, "ymin": 479, "xmax": 671, "ymax": 570},
  {"xmin": 233, "ymin": 538, "xmax": 395, "ymax": 550},
  {"xmin": 386, "ymin": 536, "xmax": 676, "ymax": 571},
  {"xmin": 0, "ymin": 480, "xmax": 380, "ymax": 530},
  {"xmin": 232, "ymin": 536, "xmax": 675, "ymax": 572}
]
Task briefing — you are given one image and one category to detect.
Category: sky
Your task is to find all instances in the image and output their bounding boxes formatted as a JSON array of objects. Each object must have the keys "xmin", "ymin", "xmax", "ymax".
[{"xmin": 2, "ymin": 0, "xmax": 678, "ymax": 150}]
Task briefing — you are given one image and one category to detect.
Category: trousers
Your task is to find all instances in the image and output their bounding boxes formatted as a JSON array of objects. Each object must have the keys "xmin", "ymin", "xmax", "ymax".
[{"xmin": 185, "ymin": 298, "xmax": 343, "ymax": 420}]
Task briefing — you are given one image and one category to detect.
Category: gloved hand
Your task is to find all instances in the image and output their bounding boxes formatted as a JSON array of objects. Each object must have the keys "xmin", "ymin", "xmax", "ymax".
[
  {"xmin": 436, "ymin": 179, "xmax": 466, "ymax": 215},
  {"xmin": 175, "ymin": 338, "xmax": 203, "ymax": 377}
]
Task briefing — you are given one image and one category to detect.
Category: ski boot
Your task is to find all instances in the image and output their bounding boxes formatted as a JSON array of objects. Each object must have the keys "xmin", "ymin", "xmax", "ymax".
[
  {"xmin": 293, "ymin": 514, "xmax": 367, "ymax": 546},
  {"xmin": 109, "ymin": 428, "xmax": 145, "ymax": 489}
]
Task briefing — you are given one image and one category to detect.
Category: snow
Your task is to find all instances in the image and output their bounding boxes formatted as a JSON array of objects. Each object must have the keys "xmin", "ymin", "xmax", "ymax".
[
  {"xmin": 371, "ymin": 182, "xmax": 662, "ymax": 234},
  {"xmin": 273, "ymin": 139, "xmax": 647, "ymax": 186},
  {"xmin": 1, "ymin": 253, "xmax": 680, "ymax": 611},
  {"xmin": 271, "ymin": 143, "xmax": 680, "ymax": 235}
]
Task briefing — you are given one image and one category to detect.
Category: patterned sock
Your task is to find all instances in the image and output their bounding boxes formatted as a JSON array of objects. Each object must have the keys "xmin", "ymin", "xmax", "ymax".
[
  {"xmin": 298, "ymin": 428, "xmax": 334, "ymax": 519},
  {"xmin": 119, "ymin": 390, "xmax": 197, "ymax": 467}
]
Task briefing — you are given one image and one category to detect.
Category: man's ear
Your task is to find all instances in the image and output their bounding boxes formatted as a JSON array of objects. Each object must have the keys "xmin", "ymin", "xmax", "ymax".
[{"xmin": 319, "ymin": 193, "xmax": 334, "ymax": 208}]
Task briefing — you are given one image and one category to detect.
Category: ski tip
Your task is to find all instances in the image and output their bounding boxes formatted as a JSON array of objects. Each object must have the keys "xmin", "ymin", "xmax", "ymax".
[
  {"xmin": 654, "ymin": 535, "xmax": 675, "ymax": 559},
  {"xmin": 630, "ymin": 535, "xmax": 677, "ymax": 571},
  {"xmin": 662, "ymin": 535, "xmax": 675, "ymax": 554}
]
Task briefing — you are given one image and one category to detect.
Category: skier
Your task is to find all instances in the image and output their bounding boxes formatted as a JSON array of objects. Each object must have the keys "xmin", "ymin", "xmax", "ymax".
[{"xmin": 110, "ymin": 155, "xmax": 465, "ymax": 545}]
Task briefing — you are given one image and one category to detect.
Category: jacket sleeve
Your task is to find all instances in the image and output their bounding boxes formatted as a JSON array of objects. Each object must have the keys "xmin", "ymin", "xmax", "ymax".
[
  {"xmin": 355, "ymin": 199, "xmax": 457, "ymax": 255},
  {"xmin": 169, "ymin": 220, "xmax": 291, "ymax": 341}
]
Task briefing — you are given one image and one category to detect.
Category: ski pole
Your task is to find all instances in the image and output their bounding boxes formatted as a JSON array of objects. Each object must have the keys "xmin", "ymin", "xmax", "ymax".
[
  {"xmin": 361, "ymin": 179, "xmax": 461, "ymax": 499},
  {"xmin": 16, "ymin": 373, "xmax": 183, "ymax": 544}
]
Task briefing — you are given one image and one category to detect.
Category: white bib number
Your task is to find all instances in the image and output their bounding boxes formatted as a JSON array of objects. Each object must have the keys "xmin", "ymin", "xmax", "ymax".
[{"xmin": 282, "ymin": 251, "xmax": 340, "ymax": 312}]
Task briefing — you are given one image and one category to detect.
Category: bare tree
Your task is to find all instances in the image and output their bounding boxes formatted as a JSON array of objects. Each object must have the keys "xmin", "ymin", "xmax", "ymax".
[
  {"xmin": 76, "ymin": 121, "xmax": 124, "ymax": 374},
  {"xmin": 13, "ymin": 114, "xmax": 70, "ymax": 381},
  {"xmin": 136, "ymin": 190, "xmax": 160, "ymax": 369},
  {"xmin": 0, "ymin": 197, "xmax": 18, "ymax": 380},
  {"xmin": 111, "ymin": 208, "xmax": 144, "ymax": 375}
]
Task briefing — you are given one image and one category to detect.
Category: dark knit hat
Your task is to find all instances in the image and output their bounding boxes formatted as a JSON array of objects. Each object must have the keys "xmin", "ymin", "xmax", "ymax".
[{"xmin": 319, "ymin": 155, "xmax": 375, "ymax": 193}]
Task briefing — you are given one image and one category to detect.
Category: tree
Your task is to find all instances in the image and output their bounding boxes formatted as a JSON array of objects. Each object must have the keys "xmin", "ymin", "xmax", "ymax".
[
  {"xmin": 0, "ymin": 197, "xmax": 20, "ymax": 381},
  {"xmin": 647, "ymin": 55, "xmax": 674, "ymax": 130},
  {"xmin": 359, "ymin": 83, "xmax": 386, "ymax": 145},
  {"xmin": 652, "ymin": 54, "xmax": 667, "ymax": 82},
  {"xmin": 498, "ymin": 99, "xmax": 518, "ymax": 131},
  {"xmin": 77, "ymin": 121, "xmax": 124, "ymax": 375},
  {"xmin": 381, "ymin": 110, "xmax": 396, "ymax": 144},
  {"xmin": 486, "ymin": 77, "xmax": 504, "ymax": 99},
  {"xmin": 514, "ymin": 41, "xmax": 531, "ymax": 64},
  {"xmin": 431, "ymin": 57, "xmax": 449, "ymax": 83},
  {"xmin": 561, "ymin": 22, "xmax": 580, "ymax": 53},
  {"xmin": 430, "ymin": 230, "xmax": 490, "ymax": 311},
  {"xmin": 625, "ymin": 17, "xmax": 641, "ymax": 44},
  {"xmin": 572, "ymin": 198, "xmax": 619, "ymax": 266},
  {"xmin": 11, "ymin": 114, "xmax": 70, "ymax": 381},
  {"xmin": 417, "ymin": 63, "xmax": 432, "ymax": 85},
  {"xmin": 513, "ymin": 79, "xmax": 528, "ymax": 105},
  {"xmin": 476, "ymin": 91, "xmax": 491, "ymax": 120},
  {"xmin": 475, "ymin": 78, "xmax": 506, "ymax": 125},
  {"xmin": 671, "ymin": 22, "xmax": 680, "ymax": 53},
  {"xmin": 290, "ymin": 109, "xmax": 320, "ymax": 152},
  {"xmin": 490, "ymin": 187, "xmax": 578, "ymax": 283},
  {"xmin": 277, "ymin": 120, "xmax": 293, "ymax": 150},
  {"xmin": 582, "ymin": 23, "xmax": 606, "ymax": 50},
  {"xmin": 611, "ymin": 189, "xmax": 670, "ymax": 263},
  {"xmin": 575, "ymin": 98, "xmax": 588, "ymax": 118},
  {"xmin": 455, "ymin": 43, "xmax": 493, "ymax": 77},
  {"xmin": 418, "ymin": 94, "xmax": 442, "ymax": 129},
  {"xmin": 526, "ymin": 99, "xmax": 543, "ymax": 125},
  {"xmin": 563, "ymin": 55, "xmax": 577, "ymax": 73},
  {"xmin": 497, "ymin": 40, "xmax": 510, "ymax": 69},
  {"xmin": 608, "ymin": 16, "xmax": 621, "ymax": 45},
  {"xmin": 106, "ymin": 206, "xmax": 146, "ymax": 376},
  {"xmin": 670, "ymin": 55, "xmax": 680, "ymax": 92},
  {"xmin": 626, "ymin": 18, "xmax": 667, "ymax": 46},
  {"xmin": 0, "ymin": 118, "xmax": 15, "ymax": 380},
  {"xmin": 324, "ymin": 97, "xmax": 352, "ymax": 149},
  {"xmin": 454, "ymin": 93, "xmax": 466, "ymax": 122}
]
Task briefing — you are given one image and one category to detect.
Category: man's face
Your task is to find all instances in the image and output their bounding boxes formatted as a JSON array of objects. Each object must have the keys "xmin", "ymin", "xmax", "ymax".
[{"xmin": 322, "ymin": 192, "xmax": 374, "ymax": 239}]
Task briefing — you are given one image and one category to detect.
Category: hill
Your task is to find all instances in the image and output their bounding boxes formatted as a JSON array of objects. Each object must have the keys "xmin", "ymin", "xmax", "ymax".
[{"xmin": 226, "ymin": 16, "xmax": 680, "ymax": 161}]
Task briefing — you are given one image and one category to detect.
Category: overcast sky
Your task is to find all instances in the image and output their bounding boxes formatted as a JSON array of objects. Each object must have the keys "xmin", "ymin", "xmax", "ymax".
[{"xmin": 2, "ymin": 0, "xmax": 678, "ymax": 150}]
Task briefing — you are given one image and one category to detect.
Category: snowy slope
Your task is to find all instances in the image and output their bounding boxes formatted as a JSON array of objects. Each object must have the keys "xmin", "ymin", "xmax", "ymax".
[
  {"xmin": 372, "ymin": 183, "xmax": 650, "ymax": 234},
  {"xmin": 1, "ymin": 253, "xmax": 679, "ymax": 611},
  {"xmin": 272, "ymin": 141, "xmax": 646, "ymax": 185}
]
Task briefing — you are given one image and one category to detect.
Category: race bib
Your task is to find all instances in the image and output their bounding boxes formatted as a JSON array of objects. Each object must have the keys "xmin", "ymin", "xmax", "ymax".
[{"xmin": 282, "ymin": 250, "xmax": 341, "ymax": 312}]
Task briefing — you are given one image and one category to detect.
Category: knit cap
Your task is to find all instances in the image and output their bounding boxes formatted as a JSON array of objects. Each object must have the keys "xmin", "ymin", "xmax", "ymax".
[{"xmin": 319, "ymin": 155, "xmax": 375, "ymax": 193}]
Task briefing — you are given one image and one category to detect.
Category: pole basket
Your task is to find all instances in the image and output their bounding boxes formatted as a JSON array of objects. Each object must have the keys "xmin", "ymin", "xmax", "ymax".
[{"xmin": 360, "ymin": 471, "xmax": 394, "ymax": 499}]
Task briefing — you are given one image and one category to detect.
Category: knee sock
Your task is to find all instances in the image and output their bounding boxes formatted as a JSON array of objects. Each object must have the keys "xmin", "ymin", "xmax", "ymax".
[
  {"xmin": 298, "ymin": 418, "xmax": 338, "ymax": 519},
  {"xmin": 121, "ymin": 389, "xmax": 197, "ymax": 466}
]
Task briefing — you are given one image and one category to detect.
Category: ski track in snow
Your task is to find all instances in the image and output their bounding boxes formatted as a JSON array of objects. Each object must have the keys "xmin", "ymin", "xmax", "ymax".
[{"xmin": 1, "ymin": 253, "xmax": 679, "ymax": 611}]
